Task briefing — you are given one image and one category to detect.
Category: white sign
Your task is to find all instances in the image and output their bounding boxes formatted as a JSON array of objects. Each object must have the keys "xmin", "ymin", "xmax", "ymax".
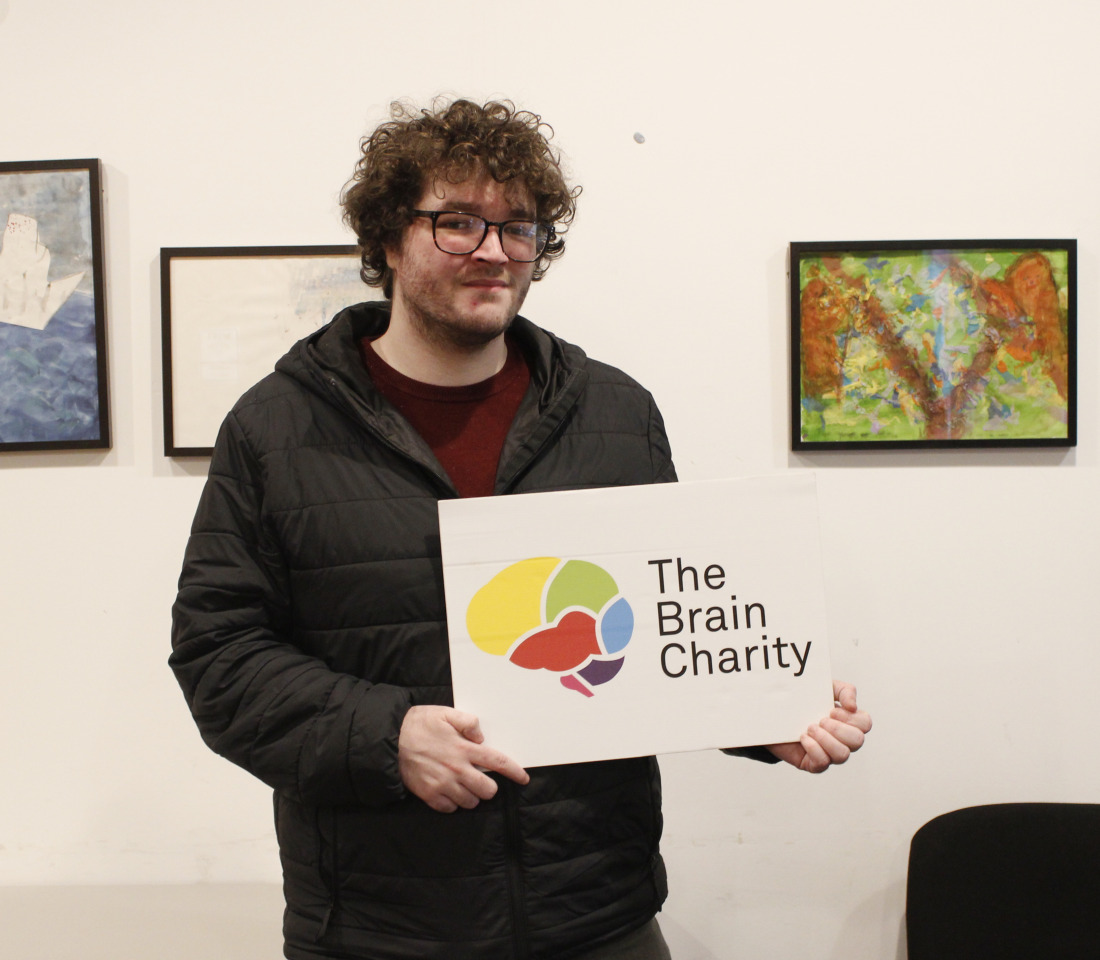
[{"xmin": 438, "ymin": 474, "xmax": 834, "ymax": 767}]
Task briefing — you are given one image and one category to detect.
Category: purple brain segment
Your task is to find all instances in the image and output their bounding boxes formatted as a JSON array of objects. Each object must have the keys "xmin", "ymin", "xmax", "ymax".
[
  {"xmin": 578, "ymin": 657, "xmax": 625, "ymax": 686},
  {"xmin": 558, "ymin": 656, "xmax": 625, "ymax": 697}
]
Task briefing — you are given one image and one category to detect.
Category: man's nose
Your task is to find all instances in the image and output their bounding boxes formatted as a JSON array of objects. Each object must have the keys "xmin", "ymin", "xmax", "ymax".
[{"xmin": 473, "ymin": 227, "xmax": 509, "ymax": 263}]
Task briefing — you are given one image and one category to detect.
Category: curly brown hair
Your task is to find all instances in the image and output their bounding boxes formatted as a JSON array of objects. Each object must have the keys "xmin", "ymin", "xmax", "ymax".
[{"xmin": 341, "ymin": 98, "xmax": 580, "ymax": 297}]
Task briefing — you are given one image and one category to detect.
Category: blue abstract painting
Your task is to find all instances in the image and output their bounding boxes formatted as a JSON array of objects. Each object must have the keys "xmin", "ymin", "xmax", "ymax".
[{"xmin": 0, "ymin": 160, "xmax": 109, "ymax": 449}]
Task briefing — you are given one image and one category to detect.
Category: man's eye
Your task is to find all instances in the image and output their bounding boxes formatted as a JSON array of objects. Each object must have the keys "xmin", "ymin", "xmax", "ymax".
[
  {"xmin": 504, "ymin": 222, "xmax": 537, "ymax": 239},
  {"xmin": 438, "ymin": 217, "xmax": 479, "ymax": 232}
]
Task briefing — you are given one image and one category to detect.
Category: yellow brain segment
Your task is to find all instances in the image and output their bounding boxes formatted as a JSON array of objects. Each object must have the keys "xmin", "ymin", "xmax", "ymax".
[{"xmin": 466, "ymin": 557, "xmax": 561, "ymax": 655}]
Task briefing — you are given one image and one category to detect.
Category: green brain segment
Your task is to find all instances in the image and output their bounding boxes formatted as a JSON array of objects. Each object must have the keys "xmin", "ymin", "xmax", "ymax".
[{"xmin": 545, "ymin": 560, "xmax": 619, "ymax": 621}]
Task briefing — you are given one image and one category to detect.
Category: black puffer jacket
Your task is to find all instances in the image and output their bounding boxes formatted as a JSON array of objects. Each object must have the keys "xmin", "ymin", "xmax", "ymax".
[{"xmin": 170, "ymin": 302, "xmax": 677, "ymax": 960}]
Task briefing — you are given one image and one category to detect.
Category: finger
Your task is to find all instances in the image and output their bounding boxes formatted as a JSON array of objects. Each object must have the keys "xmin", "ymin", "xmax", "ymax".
[
  {"xmin": 447, "ymin": 710, "xmax": 485, "ymax": 744},
  {"xmin": 456, "ymin": 767, "xmax": 501, "ymax": 803},
  {"xmin": 471, "ymin": 745, "xmax": 529, "ymax": 786},
  {"xmin": 830, "ymin": 706, "xmax": 872, "ymax": 734},
  {"xmin": 762, "ymin": 741, "xmax": 802, "ymax": 768},
  {"xmin": 806, "ymin": 723, "xmax": 852, "ymax": 766},
  {"xmin": 832, "ymin": 680, "xmax": 858, "ymax": 712},
  {"xmin": 820, "ymin": 716, "xmax": 866, "ymax": 752},
  {"xmin": 431, "ymin": 780, "xmax": 487, "ymax": 813},
  {"xmin": 424, "ymin": 766, "xmax": 498, "ymax": 812},
  {"xmin": 799, "ymin": 729, "xmax": 832, "ymax": 773},
  {"xmin": 451, "ymin": 781, "xmax": 490, "ymax": 809},
  {"xmin": 426, "ymin": 794, "xmax": 459, "ymax": 814}
]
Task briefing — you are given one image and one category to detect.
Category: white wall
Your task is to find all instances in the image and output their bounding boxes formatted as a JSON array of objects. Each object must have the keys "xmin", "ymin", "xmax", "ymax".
[{"xmin": 2, "ymin": 1, "xmax": 1098, "ymax": 957}]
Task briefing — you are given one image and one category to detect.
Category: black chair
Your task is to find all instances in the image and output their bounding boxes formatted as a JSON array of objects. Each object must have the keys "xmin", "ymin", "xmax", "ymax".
[{"xmin": 906, "ymin": 802, "xmax": 1100, "ymax": 959}]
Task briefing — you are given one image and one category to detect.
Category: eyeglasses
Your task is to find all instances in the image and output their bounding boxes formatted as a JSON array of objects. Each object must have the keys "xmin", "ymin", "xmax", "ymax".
[{"xmin": 411, "ymin": 210, "xmax": 554, "ymax": 263}]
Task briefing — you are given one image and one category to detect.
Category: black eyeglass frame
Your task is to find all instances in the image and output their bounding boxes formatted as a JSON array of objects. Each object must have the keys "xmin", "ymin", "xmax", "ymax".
[{"xmin": 410, "ymin": 209, "xmax": 555, "ymax": 262}]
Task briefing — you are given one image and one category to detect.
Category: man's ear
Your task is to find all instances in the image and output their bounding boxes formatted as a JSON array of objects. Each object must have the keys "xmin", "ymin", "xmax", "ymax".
[
  {"xmin": 381, "ymin": 248, "xmax": 401, "ymax": 302},
  {"xmin": 383, "ymin": 244, "xmax": 401, "ymax": 271}
]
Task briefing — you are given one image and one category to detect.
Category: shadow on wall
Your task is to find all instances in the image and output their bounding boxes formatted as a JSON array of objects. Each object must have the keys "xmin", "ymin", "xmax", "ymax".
[
  {"xmin": 660, "ymin": 891, "xmax": 908, "ymax": 960},
  {"xmin": 659, "ymin": 916, "xmax": 720, "ymax": 960},
  {"xmin": 827, "ymin": 880, "xmax": 907, "ymax": 960}
]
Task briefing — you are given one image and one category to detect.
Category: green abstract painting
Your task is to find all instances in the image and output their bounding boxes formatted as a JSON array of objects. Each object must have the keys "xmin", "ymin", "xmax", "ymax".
[{"xmin": 791, "ymin": 241, "xmax": 1075, "ymax": 449}]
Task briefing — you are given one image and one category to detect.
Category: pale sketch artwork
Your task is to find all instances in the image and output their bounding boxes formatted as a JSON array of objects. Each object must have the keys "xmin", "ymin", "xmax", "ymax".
[{"xmin": 168, "ymin": 252, "xmax": 364, "ymax": 451}]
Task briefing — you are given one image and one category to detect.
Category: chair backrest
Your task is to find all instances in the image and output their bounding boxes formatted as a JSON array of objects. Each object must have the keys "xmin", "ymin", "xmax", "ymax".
[{"xmin": 906, "ymin": 802, "xmax": 1100, "ymax": 960}]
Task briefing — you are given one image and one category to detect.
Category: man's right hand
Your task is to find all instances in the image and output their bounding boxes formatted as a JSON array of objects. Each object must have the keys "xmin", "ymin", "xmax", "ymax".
[{"xmin": 397, "ymin": 705, "xmax": 530, "ymax": 813}]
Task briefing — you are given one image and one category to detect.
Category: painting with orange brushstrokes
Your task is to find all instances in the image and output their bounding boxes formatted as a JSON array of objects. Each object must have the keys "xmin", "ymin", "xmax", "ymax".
[{"xmin": 790, "ymin": 240, "xmax": 1076, "ymax": 449}]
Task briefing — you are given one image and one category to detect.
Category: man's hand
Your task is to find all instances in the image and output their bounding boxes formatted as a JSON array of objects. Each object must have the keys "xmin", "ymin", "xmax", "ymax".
[
  {"xmin": 398, "ymin": 705, "xmax": 530, "ymax": 813},
  {"xmin": 765, "ymin": 680, "xmax": 872, "ymax": 773}
]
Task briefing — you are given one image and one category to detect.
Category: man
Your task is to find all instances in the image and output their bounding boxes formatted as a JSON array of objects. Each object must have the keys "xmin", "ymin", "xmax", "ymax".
[{"xmin": 170, "ymin": 98, "xmax": 871, "ymax": 960}]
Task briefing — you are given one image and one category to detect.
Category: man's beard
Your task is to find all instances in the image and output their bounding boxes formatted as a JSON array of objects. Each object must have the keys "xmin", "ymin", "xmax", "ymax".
[
  {"xmin": 407, "ymin": 301, "xmax": 516, "ymax": 350},
  {"xmin": 399, "ymin": 270, "xmax": 530, "ymax": 351}
]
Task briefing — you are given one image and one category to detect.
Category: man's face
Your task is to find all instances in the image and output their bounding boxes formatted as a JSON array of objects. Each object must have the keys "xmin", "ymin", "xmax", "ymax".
[{"xmin": 385, "ymin": 171, "xmax": 537, "ymax": 349}]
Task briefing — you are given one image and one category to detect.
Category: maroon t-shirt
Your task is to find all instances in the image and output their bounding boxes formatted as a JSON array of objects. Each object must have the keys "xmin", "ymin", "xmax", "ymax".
[{"xmin": 359, "ymin": 335, "xmax": 531, "ymax": 498}]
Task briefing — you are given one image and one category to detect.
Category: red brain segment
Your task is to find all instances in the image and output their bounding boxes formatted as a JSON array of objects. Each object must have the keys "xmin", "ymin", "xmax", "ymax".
[{"xmin": 509, "ymin": 611, "xmax": 601, "ymax": 671}]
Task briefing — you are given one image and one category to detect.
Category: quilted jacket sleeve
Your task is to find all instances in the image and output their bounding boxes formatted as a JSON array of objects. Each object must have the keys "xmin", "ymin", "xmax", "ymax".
[
  {"xmin": 169, "ymin": 412, "xmax": 412, "ymax": 807},
  {"xmin": 647, "ymin": 393, "xmax": 678, "ymax": 484}
]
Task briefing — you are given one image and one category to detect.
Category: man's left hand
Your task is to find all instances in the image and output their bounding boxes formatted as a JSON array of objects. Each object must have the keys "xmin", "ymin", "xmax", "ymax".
[{"xmin": 764, "ymin": 680, "xmax": 871, "ymax": 773}]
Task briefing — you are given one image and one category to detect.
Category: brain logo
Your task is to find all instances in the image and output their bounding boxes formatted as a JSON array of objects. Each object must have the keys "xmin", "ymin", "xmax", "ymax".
[{"xmin": 466, "ymin": 558, "xmax": 633, "ymax": 697}]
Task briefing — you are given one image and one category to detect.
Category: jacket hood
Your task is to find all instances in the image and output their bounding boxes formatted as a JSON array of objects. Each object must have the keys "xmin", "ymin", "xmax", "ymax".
[{"xmin": 272, "ymin": 300, "xmax": 591, "ymax": 496}]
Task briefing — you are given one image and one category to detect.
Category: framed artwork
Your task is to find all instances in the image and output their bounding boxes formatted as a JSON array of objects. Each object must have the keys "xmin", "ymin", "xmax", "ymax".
[
  {"xmin": 791, "ymin": 239, "xmax": 1076, "ymax": 450},
  {"xmin": 160, "ymin": 245, "xmax": 363, "ymax": 456},
  {"xmin": 0, "ymin": 158, "xmax": 110, "ymax": 451}
]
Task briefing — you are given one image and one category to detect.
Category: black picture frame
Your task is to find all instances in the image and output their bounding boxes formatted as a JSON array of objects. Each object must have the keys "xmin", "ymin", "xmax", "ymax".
[
  {"xmin": 0, "ymin": 158, "xmax": 110, "ymax": 452},
  {"xmin": 790, "ymin": 239, "xmax": 1076, "ymax": 450},
  {"xmin": 160, "ymin": 244, "xmax": 361, "ymax": 456}
]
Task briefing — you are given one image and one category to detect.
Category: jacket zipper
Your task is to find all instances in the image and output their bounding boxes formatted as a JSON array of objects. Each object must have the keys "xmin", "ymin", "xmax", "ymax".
[
  {"xmin": 316, "ymin": 806, "xmax": 339, "ymax": 941},
  {"xmin": 323, "ymin": 376, "xmax": 458, "ymax": 497},
  {"xmin": 502, "ymin": 780, "xmax": 530, "ymax": 960},
  {"xmin": 496, "ymin": 370, "xmax": 582, "ymax": 494}
]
